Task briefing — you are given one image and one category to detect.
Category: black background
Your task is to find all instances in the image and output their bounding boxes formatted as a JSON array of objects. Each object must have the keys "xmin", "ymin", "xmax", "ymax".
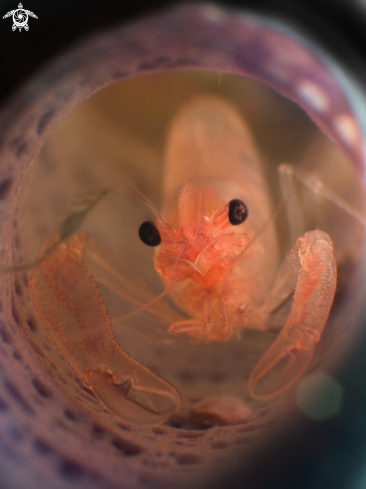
[{"xmin": 1, "ymin": 0, "xmax": 366, "ymax": 105}]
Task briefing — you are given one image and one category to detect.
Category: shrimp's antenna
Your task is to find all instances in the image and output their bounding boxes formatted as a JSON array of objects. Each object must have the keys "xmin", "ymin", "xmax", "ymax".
[
  {"xmin": 121, "ymin": 176, "xmax": 175, "ymax": 243},
  {"xmin": 113, "ymin": 280, "xmax": 177, "ymax": 323},
  {"xmin": 196, "ymin": 187, "xmax": 203, "ymax": 236},
  {"xmin": 114, "ymin": 232, "xmax": 187, "ymax": 323},
  {"xmin": 227, "ymin": 198, "xmax": 285, "ymax": 267}
]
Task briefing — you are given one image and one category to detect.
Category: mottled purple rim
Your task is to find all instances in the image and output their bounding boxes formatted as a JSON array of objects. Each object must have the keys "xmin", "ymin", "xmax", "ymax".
[{"xmin": 0, "ymin": 3, "xmax": 365, "ymax": 488}]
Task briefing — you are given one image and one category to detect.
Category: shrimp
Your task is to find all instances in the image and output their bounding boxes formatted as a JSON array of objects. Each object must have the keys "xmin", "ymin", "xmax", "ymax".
[
  {"xmin": 26, "ymin": 96, "xmax": 363, "ymax": 426},
  {"xmin": 137, "ymin": 96, "xmax": 363, "ymax": 400}
]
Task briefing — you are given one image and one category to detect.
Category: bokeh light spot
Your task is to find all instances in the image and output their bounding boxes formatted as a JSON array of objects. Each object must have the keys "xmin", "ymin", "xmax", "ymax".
[{"xmin": 296, "ymin": 372, "xmax": 343, "ymax": 421}]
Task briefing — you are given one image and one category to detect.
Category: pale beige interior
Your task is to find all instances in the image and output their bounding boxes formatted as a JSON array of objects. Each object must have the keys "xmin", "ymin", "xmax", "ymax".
[{"xmin": 12, "ymin": 71, "xmax": 365, "ymax": 429}]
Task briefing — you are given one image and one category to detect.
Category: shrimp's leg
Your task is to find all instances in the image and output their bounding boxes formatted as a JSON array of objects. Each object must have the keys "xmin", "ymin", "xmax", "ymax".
[
  {"xmin": 82, "ymin": 236, "xmax": 182, "ymax": 325},
  {"xmin": 279, "ymin": 163, "xmax": 365, "ymax": 247},
  {"xmin": 29, "ymin": 233, "xmax": 181, "ymax": 425},
  {"xmin": 168, "ymin": 319, "xmax": 206, "ymax": 337},
  {"xmin": 248, "ymin": 229, "xmax": 336, "ymax": 400},
  {"xmin": 168, "ymin": 319, "xmax": 231, "ymax": 342},
  {"xmin": 168, "ymin": 298, "xmax": 234, "ymax": 342}
]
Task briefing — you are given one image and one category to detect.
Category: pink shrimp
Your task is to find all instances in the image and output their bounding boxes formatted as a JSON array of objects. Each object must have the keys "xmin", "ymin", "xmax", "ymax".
[
  {"xmin": 138, "ymin": 96, "xmax": 338, "ymax": 400},
  {"xmin": 28, "ymin": 95, "xmax": 358, "ymax": 425}
]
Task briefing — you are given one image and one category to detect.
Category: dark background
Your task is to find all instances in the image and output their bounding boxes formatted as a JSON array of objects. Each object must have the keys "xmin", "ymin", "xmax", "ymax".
[
  {"xmin": 1, "ymin": 1, "xmax": 366, "ymax": 488},
  {"xmin": 1, "ymin": 0, "xmax": 366, "ymax": 105}
]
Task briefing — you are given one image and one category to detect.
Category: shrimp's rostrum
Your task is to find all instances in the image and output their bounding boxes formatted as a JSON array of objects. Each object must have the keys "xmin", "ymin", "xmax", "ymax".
[{"xmin": 28, "ymin": 95, "xmax": 359, "ymax": 425}]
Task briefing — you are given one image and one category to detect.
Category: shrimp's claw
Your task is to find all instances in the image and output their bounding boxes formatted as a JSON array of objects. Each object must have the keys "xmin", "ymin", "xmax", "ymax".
[
  {"xmin": 83, "ymin": 363, "xmax": 181, "ymax": 426},
  {"xmin": 29, "ymin": 233, "xmax": 181, "ymax": 425},
  {"xmin": 248, "ymin": 230, "xmax": 336, "ymax": 400}
]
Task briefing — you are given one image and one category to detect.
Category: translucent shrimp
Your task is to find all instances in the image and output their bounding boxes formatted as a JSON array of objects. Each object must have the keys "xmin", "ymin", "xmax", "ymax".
[
  {"xmin": 137, "ymin": 96, "xmax": 363, "ymax": 400},
  {"xmin": 26, "ymin": 96, "xmax": 364, "ymax": 427}
]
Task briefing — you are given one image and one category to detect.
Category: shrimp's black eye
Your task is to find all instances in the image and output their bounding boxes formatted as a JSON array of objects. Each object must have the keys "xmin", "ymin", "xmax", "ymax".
[
  {"xmin": 228, "ymin": 199, "xmax": 248, "ymax": 225},
  {"xmin": 139, "ymin": 221, "xmax": 161, "ymax": 246}
]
